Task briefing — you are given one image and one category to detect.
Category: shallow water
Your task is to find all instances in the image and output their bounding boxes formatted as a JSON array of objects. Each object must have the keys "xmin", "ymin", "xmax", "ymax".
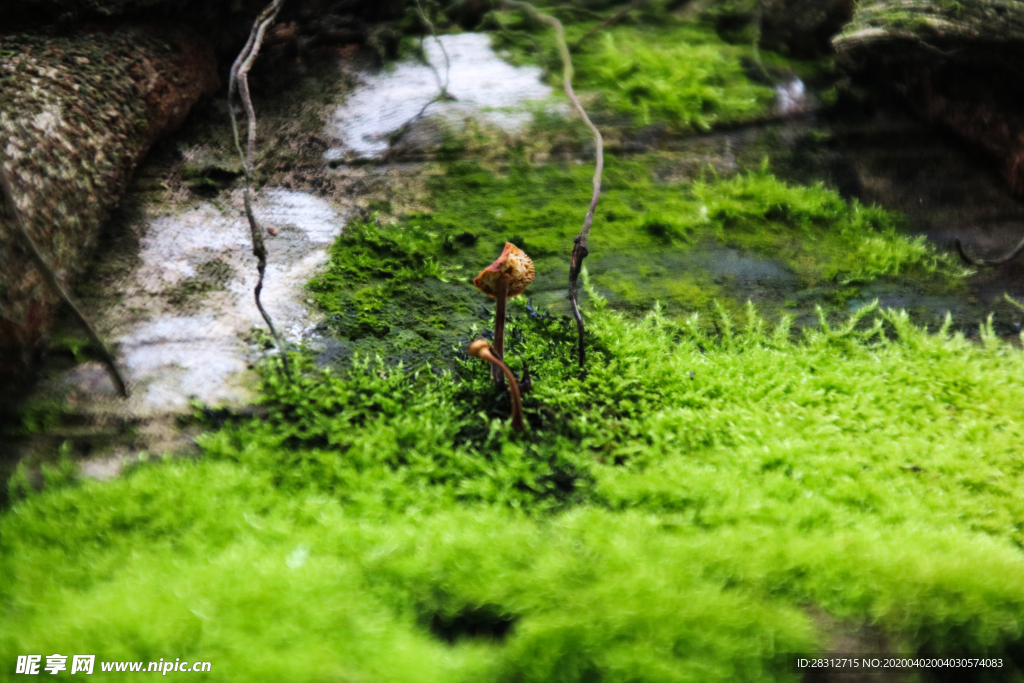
[{"xmin": 325, "ymin": 33, "xmax": 558, "ymax": 160}]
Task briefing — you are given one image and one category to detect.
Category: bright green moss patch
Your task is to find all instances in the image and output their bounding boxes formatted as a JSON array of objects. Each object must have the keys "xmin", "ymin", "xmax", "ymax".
[
  {"xmin": 308, "ymin": 219, "xmax": 481, "ymax": 368},
  {"xmin": 571, "ymin": 25, "xmax": 774, "ymax": 130},
  {"xmin": 490, "ymin": 8, "xmax": 784, "ymax": 130},
  {"xmin": 5, "ymin": 301, "xmax": 1024, "ymax": 679}
]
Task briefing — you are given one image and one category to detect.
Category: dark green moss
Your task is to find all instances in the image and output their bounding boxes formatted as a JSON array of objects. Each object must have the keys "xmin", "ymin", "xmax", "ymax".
[
  {"xmin": 311, "ymin": 152, "xmax": 963, "ymax": 365},
  {"xmin": 308, "ymin": 219, "xmax": 484, "ymax": 369},
  {"xmin": 164, "ymin": 258, "xmax": 234, "ymax": 308}
]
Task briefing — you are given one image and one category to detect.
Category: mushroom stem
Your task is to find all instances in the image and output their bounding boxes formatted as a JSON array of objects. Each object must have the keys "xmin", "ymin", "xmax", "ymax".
[
  {"xmin": 468, "ymin": 338, "xmax": 525, "ymax": 432},
  {"xmin": 492, "ymin": 273, "xmax": 510, "ymax": 384}
]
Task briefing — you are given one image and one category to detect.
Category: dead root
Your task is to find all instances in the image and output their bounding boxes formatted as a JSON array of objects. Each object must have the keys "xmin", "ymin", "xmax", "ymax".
[
  {"xmin": 228, "ymin": 0, "xmax": 293, "ymax": 382},
  {"xmin": 955, "ymin": 235, "xmax": 1024, "ymax": 267},
  {"xmin": 0, "ymin": 162, "xmax": 130, "ymax": 397},
  {"xmin": 503, "ymin": 0, "xmax": 604, "ymax": 368}
]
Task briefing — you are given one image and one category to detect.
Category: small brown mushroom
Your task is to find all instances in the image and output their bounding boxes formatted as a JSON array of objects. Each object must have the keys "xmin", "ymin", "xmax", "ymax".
[
  {"xmin": 473, "ymin": 242, "xmax": 535, "ymax": 382},
  {"xmin": 468, "ymin": 338, "xmax": 525, "ymax": 432}
]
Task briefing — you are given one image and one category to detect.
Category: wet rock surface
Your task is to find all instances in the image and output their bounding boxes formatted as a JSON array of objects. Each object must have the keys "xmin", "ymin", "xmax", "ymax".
[
  {"xmin": 777, "ymin": 102, "xmax": 1024, "ymax": 330},
  {"xmin": 834, "ymin": 0, "xmax": 1024, "ymax": 203}
]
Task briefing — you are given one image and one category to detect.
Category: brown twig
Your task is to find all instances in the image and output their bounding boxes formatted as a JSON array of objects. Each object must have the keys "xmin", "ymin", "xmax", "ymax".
[
  {"xmin": 569, "ymin": 0, "xmax": 648, "ymax": 53},
  {"xmin": 387, "ymin": 0, "xmax": 456, "ymax": 149},
  {"xmin": 955, "ymin": 235, "xmax": 1024, "ymax": 267},
  {"xmin": 503, "ymin": 0, "xmax": 604, "ymax": 368},
  {"xmin": 228, "ymin": 0, "xmax": 293, "ymax": 381},
  {"xmin": 0, "ymin": 164, "xmax": 129, "ymax": 397}
]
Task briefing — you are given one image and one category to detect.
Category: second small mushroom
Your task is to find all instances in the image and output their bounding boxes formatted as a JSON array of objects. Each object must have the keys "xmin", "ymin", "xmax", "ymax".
[
  {"xmin": 468, "ymin": 338, "xmax": 525, "ymax": 432},
  {"xmin": 473, "ymin": 242, "xmax": 535, "ymax": 383}
]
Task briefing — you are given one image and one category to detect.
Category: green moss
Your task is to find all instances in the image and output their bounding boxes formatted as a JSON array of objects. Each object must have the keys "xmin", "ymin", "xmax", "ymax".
[
  {"xmin": 490, "ymin": 8, "xmax": 790, "ymax": 131},
  {"xmin": 313, "ymin": 153, "xmax": 962, "ymax": 348},
  {"xmin": 6, "ymin": 299, "xmax": 1024, "ymax": 678},
  {"xmin": 164, "ymin": 258, "xmax": 234, "ymax": 308}
]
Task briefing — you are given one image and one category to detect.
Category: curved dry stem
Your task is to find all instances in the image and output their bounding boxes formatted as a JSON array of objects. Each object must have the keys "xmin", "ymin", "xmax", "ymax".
[
  {"xmin": 955, "ymin": 235, "xmax": 1024, "ymax": 267},
  {"xmin": 0, "ymin": 164, "xmax": 129, "ymax": 397},
  {"xmin": 503, "ymin": 0, "xmax": 604, "ymax": 368},
  {"xmin": 492, "ymin": 273, "xmax": 510, "ymax": 384},
  {"xmin": 569, "ymin": 0, "xmax": 648, "ymax": 52},
  {"xmin": 228, "ymin": 0, "xmax": 293, "ymax": 381},
  {"xmin": 469, "ymin": 339, "xmax": 525, "ymax": 432}
]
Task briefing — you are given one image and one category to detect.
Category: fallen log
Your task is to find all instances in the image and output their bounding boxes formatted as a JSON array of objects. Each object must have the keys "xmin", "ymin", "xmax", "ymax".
[{"xmin": 0, "ymin": 25, "xmax": 218, "ymax": 377}]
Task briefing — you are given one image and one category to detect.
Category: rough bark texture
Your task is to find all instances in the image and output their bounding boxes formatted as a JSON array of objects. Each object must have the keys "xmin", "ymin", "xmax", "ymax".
[
  {"xmin": 0, "ymin": 25, "xmax": 218, "ymax": 376},
  {"xmin": 834, "ymin": 0, "xmax": 1024, "ymax": 54},
  {"xmin": 7, "ymin": 0, "xmax": 237, "ymax": 31},
  {"xmin": 833, "ymin": 0, "xmax": 1024, "ymax": 200},
  {"xmin": 899, "ymin": 62, "xmax": 1024, "ymax": 196}
]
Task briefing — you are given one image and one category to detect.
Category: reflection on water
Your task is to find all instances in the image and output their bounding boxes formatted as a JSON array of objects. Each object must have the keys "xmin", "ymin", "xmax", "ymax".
[{"xmin": 325, "ymin": 33, "xmax": 559, "ymax": 160}]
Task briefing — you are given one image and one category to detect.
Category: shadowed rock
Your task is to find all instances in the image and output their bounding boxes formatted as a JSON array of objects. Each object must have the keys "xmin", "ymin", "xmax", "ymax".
[{"xmin": 834, "ymin": 0, "xmax": 1024, "ymax": 200}]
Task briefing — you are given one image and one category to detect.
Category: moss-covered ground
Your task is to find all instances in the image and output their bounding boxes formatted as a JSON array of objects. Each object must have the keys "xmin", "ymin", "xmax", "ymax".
[
  {"xmin": 492, "ymin": 13, "xmax": 774, "ymax": 130},
  {"xmin": 5, "ymin": 297, "xmax": 1024, "ymax": 680},
  {"xmin": 309, "ymin": 148, "xmax": 964, "ymax": 367},
  {"xmin": 5, "ymin": 2, "xmax": 1024, "ymax": 680}
]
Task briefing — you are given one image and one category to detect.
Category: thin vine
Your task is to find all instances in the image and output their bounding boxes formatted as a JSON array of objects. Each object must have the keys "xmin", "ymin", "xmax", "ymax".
[
  {"xmin": 388, "ymin": 0, "xmax": 456, "ymax": 149},
  {"xmin": 228, "ymin": 0, "xmax": 293, "ymax": 381},
  {"xmin": 0, "ymin": 162, "xmax": 129, "ymax": 397},
  {"xmin": 503, "ymin": 0, "xmax": 604, "ymax": 368}
]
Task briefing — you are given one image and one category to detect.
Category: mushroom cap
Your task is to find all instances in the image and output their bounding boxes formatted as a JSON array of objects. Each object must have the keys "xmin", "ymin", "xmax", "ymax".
[
  {"xmin": 473, "ymin": 242, "xmax": 535, "ymax": 298},
  {"xmin": 468, "ymin": 338, "xmax": 492, "ymax": 359}
]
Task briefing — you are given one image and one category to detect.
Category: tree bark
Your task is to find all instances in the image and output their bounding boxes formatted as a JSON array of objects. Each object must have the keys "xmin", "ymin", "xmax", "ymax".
[{"xmin": 0, "ymin": 25, "xmax": 219, "ymax": 376}]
